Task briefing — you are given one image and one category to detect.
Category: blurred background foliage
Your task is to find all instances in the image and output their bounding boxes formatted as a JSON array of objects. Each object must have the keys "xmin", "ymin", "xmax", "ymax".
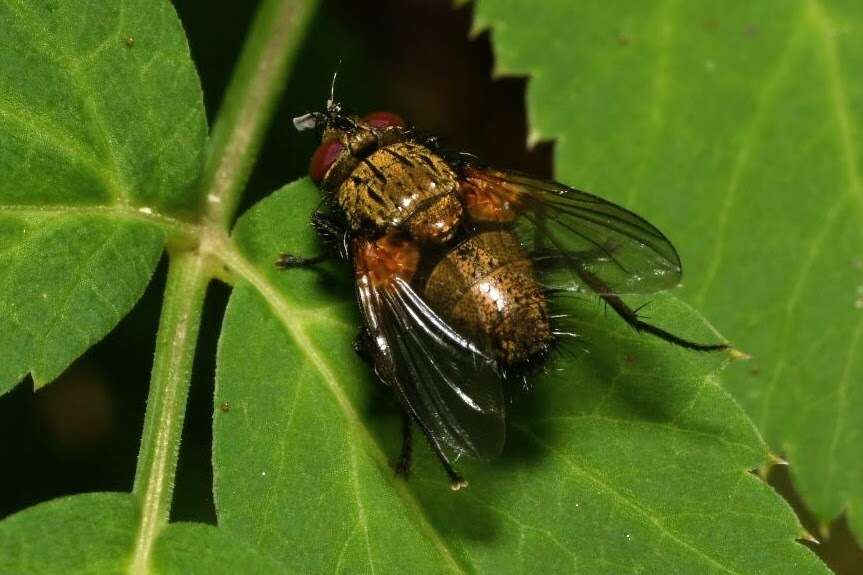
[{"xmin": 0, "ymin": 1, "xmax": 858, "ymax": 572}]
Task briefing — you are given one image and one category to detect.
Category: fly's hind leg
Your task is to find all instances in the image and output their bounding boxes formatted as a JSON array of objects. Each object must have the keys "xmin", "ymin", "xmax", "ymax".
[
  {"xmin": 276, "ymin": 210, "xmax": 348, "ymax": 268},
  {"xmin": 573, "ymin": 264, "xmax": 729, "ymax": 352}
]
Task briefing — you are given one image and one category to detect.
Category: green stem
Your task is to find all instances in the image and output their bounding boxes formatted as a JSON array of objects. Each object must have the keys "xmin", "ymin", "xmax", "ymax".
[
  {"xmin": 124, "ymin": 4, "xmax": 318, "ymax": 571},
  {"xmin": 200, "ymin": 0, "xmax": 318, "ymax": 230},
  {"xmin": 129, "ymin": 251, "xmax": 209, "ymax": 575}
]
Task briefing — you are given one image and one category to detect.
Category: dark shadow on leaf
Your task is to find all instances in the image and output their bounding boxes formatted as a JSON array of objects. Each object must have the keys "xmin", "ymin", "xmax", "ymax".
[{"xmin": 306, "ymin": 263, "xmax": 355, "ymax": 302}]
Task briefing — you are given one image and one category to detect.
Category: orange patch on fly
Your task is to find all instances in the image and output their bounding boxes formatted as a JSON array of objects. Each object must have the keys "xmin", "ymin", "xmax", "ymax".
[
  {"xmin": 354, "ymin": 233, "xmax": 420, "ymax": 287},
  {"xmin": 461, "ymin": 167, "xmax": 523, "ymax": 223}
]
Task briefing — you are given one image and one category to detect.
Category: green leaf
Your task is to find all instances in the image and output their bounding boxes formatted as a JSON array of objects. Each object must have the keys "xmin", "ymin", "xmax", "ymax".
[
  {"xmin": 151, "ymin": 524, "xmax": 288, "ymax": 574},
  {"xmin": 0, "ymin": 215, "xmax": 164, "ymax": 390},
  {"xmin": 0, "ymin": 0, "xmax": 207, "ymax": 393},
  {"xmin": 211, "ymin": 180, "xmax": 826, "ymax": 573},
  {"xmin": 0, "ymin": 0, "xmax": 206, "ymax": 213},
  {"xmin": 0, "ymin": 493, "xmax": 138, "ymax": 575},
  {"xmin": 473, "ymin": 0, "xmax": 863, "ymax": 544},
  {"xmin": 0, "ymin": 493, "xmax": 286, "ymax": 574}
]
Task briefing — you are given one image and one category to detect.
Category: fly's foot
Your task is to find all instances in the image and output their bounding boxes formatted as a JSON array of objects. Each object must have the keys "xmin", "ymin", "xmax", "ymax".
[
  {"xmin": 450, "ymin": 475, "xmax": 469, "ymax": 491},
  {"xmin": 275, "ymin": 253, "xmax": 327, "ymax": 269},
  {"xmin": 394, "ymin": 454, "xmax": 413, "ymax": 477}
]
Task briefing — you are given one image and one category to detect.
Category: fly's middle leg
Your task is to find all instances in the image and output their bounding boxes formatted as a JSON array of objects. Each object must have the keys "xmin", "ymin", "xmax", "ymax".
[
  {"xmin": 395, "ymin": 411, "xmax": 413, "ymax": 477},
  {"xmin": 352, "ymin": 328, "xmax": 374, "ymax": 364},
  {"xmin": 406, "ymin": 411, "xmax": 468, "ymax": 490}
]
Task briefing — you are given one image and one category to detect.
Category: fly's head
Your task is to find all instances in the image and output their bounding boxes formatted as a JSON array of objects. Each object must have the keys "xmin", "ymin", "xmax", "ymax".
[{"xmin": 294, "ymin": 99, "xmax": 405, "ymax": 188}]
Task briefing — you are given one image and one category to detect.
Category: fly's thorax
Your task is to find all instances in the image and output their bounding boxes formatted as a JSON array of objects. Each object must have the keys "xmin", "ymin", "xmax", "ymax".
[
  {"xmin": 336, "ymin": 142, "xmax": 462, "ymax": 244},
  {"xmin": 422, "ymin": 231, "xmax": 552, "ymax": 366}
]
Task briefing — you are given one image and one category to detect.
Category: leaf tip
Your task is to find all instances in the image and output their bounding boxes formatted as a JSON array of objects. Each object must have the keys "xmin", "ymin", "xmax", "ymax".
[
  {"xmin": 768, "ymin": 452, "xmax": 789, "ymax": 466},
  {"xmin": 727, "ymin": 348, "xmax": 751, "ymax": 361},
  {"xmin": 797, "ymin": 529, "xmax": 820, "ymax": 545},
  {"xmin": 527, "ymin": 128, "xmax": 546, "ymax": 148},
  {"xmin": 31, "ymin": 371, "xmax": 53, "ymax": 391}
]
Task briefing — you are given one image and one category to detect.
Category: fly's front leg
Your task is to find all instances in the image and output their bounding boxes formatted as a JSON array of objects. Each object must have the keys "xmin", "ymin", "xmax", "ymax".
[
  {"xmin": 276, "ymin": 253, "xmax": 328, "ymax": 268},
  {"xmin": 276, "ymin": 210, "xmax": 348, "ymax": 269}
]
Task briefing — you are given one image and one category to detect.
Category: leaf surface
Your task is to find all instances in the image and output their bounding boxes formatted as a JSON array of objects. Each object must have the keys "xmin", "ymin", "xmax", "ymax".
[
  {"xmin": 0, "ymin": 493, "xmax": 286, "ymax": 574},
  {"xmin": 0, "ymin": 0, "xmax": 207, "ymax": 392},
  {"xmin": 0, "ymin": 493, "xmax": 137, "ymax": 575},
  {"xmin": 473, "ymin": 0, "xmax": 863, "ymax": 543},
  {"xmin": 211, "ymin": 180, "xmax": 826, "ymax": 573},
  {"xmin": 151, "ymin": 523, "xmax": 289, "ymax": 574}
]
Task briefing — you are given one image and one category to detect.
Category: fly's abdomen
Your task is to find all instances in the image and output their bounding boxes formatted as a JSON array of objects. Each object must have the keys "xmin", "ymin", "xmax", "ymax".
[
  {"xmin": 337, "ymin": 142, "xmax": 462, "ymax": 243},
  {"xmin": 423, "ymin": 231, "xmax": 552, "ymax": 366}
]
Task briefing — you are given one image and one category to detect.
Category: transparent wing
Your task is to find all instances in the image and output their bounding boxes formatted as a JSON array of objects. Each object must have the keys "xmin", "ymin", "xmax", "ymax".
[
  {"xmin": 463, "ymin": 166, "xmax": 683, "ymax": 295},
  {"xmin": 356, "ymin": 273, "xmax": 506, "ymax": 459}
]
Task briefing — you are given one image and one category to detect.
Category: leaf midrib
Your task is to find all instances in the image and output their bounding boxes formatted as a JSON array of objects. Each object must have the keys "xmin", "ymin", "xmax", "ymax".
[
  {"xmin": 804, "ymin": 0, "xmax": 863, "ymax": 502},
  {"xmin": 0, "ymin": 204, "xmax": 200, "ymax": 238},
  {"xmin": 694, "ymin": 8, "xmax": 808, "ymax": 306},
  {"xmin": 757, "ymin": 0, "xmax": 863, "ymax": 443}
]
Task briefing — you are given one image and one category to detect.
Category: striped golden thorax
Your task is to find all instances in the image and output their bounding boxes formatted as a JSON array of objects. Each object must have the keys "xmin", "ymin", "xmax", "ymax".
[{"xmin": 313, "ymin": 113, "xmax": 463, "ymax": 244}]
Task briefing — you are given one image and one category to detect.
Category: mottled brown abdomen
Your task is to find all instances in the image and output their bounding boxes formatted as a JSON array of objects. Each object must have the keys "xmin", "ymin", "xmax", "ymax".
[{"xmin": 422, "ymin": 231, "xmax": 552, "ymax": 366}]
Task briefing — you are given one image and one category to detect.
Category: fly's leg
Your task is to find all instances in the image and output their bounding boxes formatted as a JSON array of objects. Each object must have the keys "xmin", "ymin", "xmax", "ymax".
[
  {"xmin": 406, "ymin": 411, "xmax": 468, "ymax": 490},
  {"xmin": 353, "ymin": 340, "xmax": 424, "ymax": 481},
  {"xmin": 394, "ymin": 412, "xmax": 413, "ymax": 477},
  {"xmin": 351, "ymin": 335, "xmax": 418, "ymax": 479},
  {"xmin": 354, "ymin": 341, "xmax": 422, "ymax": 481},
  {"xmin": 276, "ymin": 253, "xmax": 328, "ymax": 268},
  {"xmin": 573, "ymin": 264, "xmax": 729, "ymax": 352},
  {"xmin": 352, "ymin": 328, "xmax": 374, "ymax": 364},
  {"xmin": 276, "ymin": 211, "xmax": 348, "ymax": 268}
]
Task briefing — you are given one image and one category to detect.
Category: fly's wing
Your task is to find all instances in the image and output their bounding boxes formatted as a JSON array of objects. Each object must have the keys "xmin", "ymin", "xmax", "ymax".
[
  {"xmin": 356, "ymin": 273, "xmax": 506, "ymax": 459},
  {"xmin": 463, "ymin": 166, "xmax": 682, "ymax": 295}
]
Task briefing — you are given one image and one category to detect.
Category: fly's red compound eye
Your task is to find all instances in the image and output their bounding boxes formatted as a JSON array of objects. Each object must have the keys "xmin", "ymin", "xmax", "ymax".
[
  {"xmin": 362, "ymin": 111, "xmax": 404, "ymax": 129},
  {"xmin": 309, "ymin": 137, "xmax": 343, "ymax": 183}
]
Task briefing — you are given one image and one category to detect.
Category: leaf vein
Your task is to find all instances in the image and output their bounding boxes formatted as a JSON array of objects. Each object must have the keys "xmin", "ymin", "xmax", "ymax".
[
  {"xmin": 695, "ymin": 13, "xmax": 807, "ymax": 304},
  {"xmin": 514, "ymin": 424, "xmax": 747, "ymax": 575},
  {"xmin": 2, "ymin": 0, "xmax": 132, "ymax": 204}
]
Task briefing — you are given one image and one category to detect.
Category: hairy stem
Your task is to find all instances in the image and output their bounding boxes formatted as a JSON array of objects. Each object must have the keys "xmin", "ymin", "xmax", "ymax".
[
  {"xmin": 129, "ymin": 251, "xmax": 209, "ymax": 575},
  {"xmin": 125, "ymin": 4, "xmax": 318, "ymax": 570},
  {"xmin": 200, "ymin": 0, "xmax": 318, "ymax": 230}
]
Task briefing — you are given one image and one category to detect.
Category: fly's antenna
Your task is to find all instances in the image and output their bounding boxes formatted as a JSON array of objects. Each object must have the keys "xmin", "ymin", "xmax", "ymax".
[
  {"xmin": 326, "ymin": 60, "xmax": 342, "ymax": 113},
  {"xmin": 326, "ymin": 70, "xmax": 338, "ymax": 109}
]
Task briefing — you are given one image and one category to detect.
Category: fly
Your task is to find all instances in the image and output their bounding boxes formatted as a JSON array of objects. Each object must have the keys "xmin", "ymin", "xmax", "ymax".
[{"xmin": 279, "ymin": 98, "xmax": 729, "ymax": 490}]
